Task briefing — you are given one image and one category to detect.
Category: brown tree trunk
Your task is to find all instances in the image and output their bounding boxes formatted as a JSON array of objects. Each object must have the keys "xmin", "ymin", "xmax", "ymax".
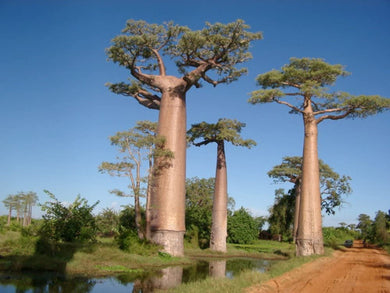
[
  {"xmin": 134, "ymin": 192, "xmax": 144, "ymax": 239},
  {"xmin": 296, "ymin": 102, "xmax": 324, "ymax": 256},
  {"xmin": 145, "ymin": 154, "xmax": 153, "ymax": 241},
  {"xmin": 150, "ymin": 77, "xmax": 187, "ymax": 256},
  {"xmin": 293, "ymin": 179, "xmax": 301, "ymax": 243},
  {"xmin": 210, "ymin": 141, "xmax": 228, "ymax": 252},
  {"xmin": 7, "ymin": 206, "xmax": 11, "ymax": 226}
]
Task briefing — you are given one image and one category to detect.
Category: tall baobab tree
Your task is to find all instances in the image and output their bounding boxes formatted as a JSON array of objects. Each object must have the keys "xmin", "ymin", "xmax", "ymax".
[
  {"xmin": 107, "ymin": 20, "xmax": 261, "ymax": 255},
  {"xmin": 249, "ymin": 58, "xmax": 389, "ymax": 256},
  {"xmin": 268, "ymin": 156, "xmax": 352, "ymax": 242},
  {"xmin": 187, "ymin": 119, "xmax": 256, "ymax": 252}
]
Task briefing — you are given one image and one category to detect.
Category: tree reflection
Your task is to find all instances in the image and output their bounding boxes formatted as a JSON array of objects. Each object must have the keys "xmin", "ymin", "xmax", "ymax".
[{"xmin": 209, "ymin": 260, "xmax": 226, "ymax": 278}]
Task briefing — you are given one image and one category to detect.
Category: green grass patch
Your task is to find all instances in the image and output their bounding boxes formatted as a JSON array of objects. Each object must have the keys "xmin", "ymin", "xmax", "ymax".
[
  {"xmin": 168, "ymin": 247, "xmax": 333, "ymax": 293},
  {"xmin": 96, "ymin": 265, "xmax": 144, "ymax": 274}
]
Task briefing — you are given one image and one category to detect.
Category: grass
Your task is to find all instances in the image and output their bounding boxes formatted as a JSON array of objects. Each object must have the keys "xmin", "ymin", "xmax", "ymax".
[
  {"xmin": 167, "ymin": 247, "xmax": 333, "ymax": 293},
  {"xmin": 0, "ymin": 231, "xmax": 336, "ymax": 292}
]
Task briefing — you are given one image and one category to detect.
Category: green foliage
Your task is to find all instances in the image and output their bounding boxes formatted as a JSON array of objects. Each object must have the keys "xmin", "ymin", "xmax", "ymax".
[
  {"xmin": 227, "ymin": 207, "xmax": 259, "ymax": 244},
  {"xmin": 115, "ymin": 228, "xmax": 160, "ymax": 256},
  {"xmin": 185, "ymin": 177, "xmax": 214, "ymax": 248},
  {"xmin": 322, "ymin": 226, "xmax": 358, "ymax": 249},
  {"xmin": 372, "ymin": 211, "xmax": 389, "ymax": 245},
  {"xmin": 268, "ymin": 189, "xmax": 295, "ymax": 240},
  {"xmin": 95, "ymin": 208, "xmax": 120, "ymax": 237},
  {"xmin": 106, "ymin": 19, "xmax": 261, "ymax": 109},
  {"xmin": 187, "ymin": 118, "xmax": 256, "ymax": 148},
  {"xmin": 39, "ymin": 190, "xmax": 99, "ymax": 243},
  {"xmin": 249, "ymin": 57, "xmax": 389, "ymax": 123},
  {"xmin": 268, "ymin": 156, "xmax": 352, "ymax": 215},
  {"xmin": 357, "ymin": 213, "xmax": 373, "ymax": 241}
]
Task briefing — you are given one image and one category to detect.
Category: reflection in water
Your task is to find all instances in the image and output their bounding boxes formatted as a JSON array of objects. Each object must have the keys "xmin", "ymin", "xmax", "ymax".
[
  {"xmin": 0, "ymin": 273, "xmax": 96, "ymax": 293},
  {"xmin": 0, "ymin": 258, "xmax": 272, "ymax": 292},
  {"xmin": 150, "ymin": 266, "xmax": 183, "ymax": 290},
  {"xmin": 209, "ymin": 260, "xmax": 226, "ymax": 278}
]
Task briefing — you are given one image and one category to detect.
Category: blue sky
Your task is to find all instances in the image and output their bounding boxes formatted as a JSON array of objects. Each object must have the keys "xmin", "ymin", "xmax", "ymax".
[{"xmin": 0, "ymin": 0, "xmax": 389, "ymax": 227}]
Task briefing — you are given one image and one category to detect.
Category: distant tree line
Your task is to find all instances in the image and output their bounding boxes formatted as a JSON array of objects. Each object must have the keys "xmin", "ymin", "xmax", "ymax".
[
  {"xmin": 2, "ymin": 191, "xmax": 38, "ymax": 226},
  {"xmin": 357, "ymin": 211, "xmax": 390, "ymax": 245}
]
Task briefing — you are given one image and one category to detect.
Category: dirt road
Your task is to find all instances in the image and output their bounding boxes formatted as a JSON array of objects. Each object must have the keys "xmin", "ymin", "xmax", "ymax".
[{"xmin": 246, "ymin": 241, "xmax": 390, "ymax": 293}]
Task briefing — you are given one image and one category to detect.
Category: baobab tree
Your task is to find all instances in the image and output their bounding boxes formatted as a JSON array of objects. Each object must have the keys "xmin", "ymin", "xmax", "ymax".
[
  {"xmin": 3, "ymin": 192, "xmax": 38, "ymax": 226},
  {"xmin": 107, "ymin": 19, "xmax": 261, "ymax": 255},
  {"xmin": 268, "ymin": 156, "xmax": 352, "ymax": 242},
  {"xmin": 249, "ymin": 58, "xmax": 389, "ymax": 256},
  {"xmin": 99, "ymin": 120, "xmax": 172, "ymax": 240},
  {"xmin": 187, "ymin": 119, "xmax": 256, "ymax": 252}
]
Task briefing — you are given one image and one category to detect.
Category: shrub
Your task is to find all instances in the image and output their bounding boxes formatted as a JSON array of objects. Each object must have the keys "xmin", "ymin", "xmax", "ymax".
[
  {"xmin": 228, "ymin": 207, "xmax": 258, "ymax": 244},
  {"xmin": 39, "ymin": 190, "xmax": 99, "ymax": 243},
  {"xmin": 115, "ymin": 228, "xmax": 160, "ymax": 256}
]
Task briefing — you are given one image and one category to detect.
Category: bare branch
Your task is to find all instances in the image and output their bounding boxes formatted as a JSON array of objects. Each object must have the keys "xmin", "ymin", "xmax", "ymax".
[
  {"xmin": 151, "ymin": 48, "xmax": 166, "ymax": 76},
  {"xmin": 316, "ymin": 109, "xmax": 354, "ymax": 124},
  {"xmin": 275, "ymin": 99, "xmax": 304, "ymax": 114}
]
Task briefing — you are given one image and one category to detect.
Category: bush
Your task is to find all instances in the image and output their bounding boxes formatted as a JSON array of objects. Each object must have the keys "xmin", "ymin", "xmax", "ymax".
[
  {"xmin": 96, "ymin": 208, "xmax": 120, "ymax": 237},
  {"xmin": 39, "ymin": 190, "xmax": 99, "ymax": 243},
  {"xmin": 322, "ymin": 227, "xmax": 358, "ymax": 248},
  {"xmin": 228, "ymin": 207, "xmax": 259, "ymax": 244},
  {"xmin": 115, "ymin": 228, "xmax": 160, "ymax": 256}
]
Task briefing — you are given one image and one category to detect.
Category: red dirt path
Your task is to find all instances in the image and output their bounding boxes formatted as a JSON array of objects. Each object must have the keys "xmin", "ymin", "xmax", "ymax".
[{"xmin": 246, "ymin": 241, "xmax": 390, "ymax": 293}]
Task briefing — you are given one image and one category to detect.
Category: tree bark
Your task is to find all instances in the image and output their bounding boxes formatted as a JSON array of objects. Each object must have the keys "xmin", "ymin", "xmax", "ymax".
[
  {"xmin": 296, "ymin": 102, "xmax": 324, "ymax": 256},
  {"xmin": 134, "ymin": 192, "xmax": 144, "ymax": 239},
  {"xmin": 7, "ymin": 206, "xmax": 11, "ymax": 226},
  {"xmin": 293, "ymin": 179, "xmax": 301, "ymax": 243},
  {"xmin": 150, "ymin": 76, "xmax": 187, "ymax": 256},
  {"xmin": 145, "ymin": 153, "xmax": 153, "ymax": 241},
  {"xmin": 210, "ymin": 141, "xmax": 228, "ymax": 252}
]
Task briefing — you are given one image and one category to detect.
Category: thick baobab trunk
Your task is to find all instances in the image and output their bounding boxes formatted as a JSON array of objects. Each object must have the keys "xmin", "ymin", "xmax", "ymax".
[
  {"xmin": 293, "ymin": 179, "xmax": 301, "ymax": 243},
  {"xmin": 150, "ymin": 78, "xmax": 187, "ymax": 256},
  {"xmin": 296, "ymin": 106, "xmax": 324, "ymax": 256},
  {"xmin": 210, "ymin": 141, "xmax": 228, "ymax": 252}
]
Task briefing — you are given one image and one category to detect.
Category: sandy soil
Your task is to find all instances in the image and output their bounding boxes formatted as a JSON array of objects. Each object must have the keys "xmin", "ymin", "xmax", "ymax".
[{"xmin": 246, "ymin": 241, "xmax": 390, "ymax": 293}]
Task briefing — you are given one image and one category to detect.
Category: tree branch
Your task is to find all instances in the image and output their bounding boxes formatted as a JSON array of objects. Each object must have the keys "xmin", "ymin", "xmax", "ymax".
[
  {"xmin": 275, "ymin": 99, "xmax": 304, "ymax": 114},
  {"xmin": 316, "ymin": 108, "xmax": 354, "ymax": 124},
  {"xmin": 151, "ymin": 48, "xmax": 166, "ymax": 76}
]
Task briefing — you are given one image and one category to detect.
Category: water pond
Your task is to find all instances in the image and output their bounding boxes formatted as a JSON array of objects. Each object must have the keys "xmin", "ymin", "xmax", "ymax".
[{"xmin": 0, "ymin": 258, "xmax": 272, "ymax": 292}]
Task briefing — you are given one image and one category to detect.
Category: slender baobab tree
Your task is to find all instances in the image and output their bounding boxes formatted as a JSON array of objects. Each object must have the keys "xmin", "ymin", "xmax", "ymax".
[
  {"xmin": 249, "ymin": 58, "xmax": 389, "ymax": 256},
  {"xmin": 187, "ymin": 119, "xmax": 256, "ymax": 252},
  {"xmin": 268, "ymin": 156, "xmax": 352, "ymax": 242},
  {"xmin": 107, "ymin": 20, "xmax": 261, "ymax": 255}
]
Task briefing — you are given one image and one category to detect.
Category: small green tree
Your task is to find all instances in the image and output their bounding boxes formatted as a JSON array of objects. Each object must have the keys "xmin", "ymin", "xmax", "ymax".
[
  {"xmin": 250, "ymin": 58, "xmax": 389, "ymax": 256},
  {"xmin": 39, "ymin": 190, "xmax": 99, "ymax": 243},
  {"xmin": 187, "ymin": 119, "xmax": 256, "ymax": 252},
  {"xmin": 373, "ymin": 211, "xmax": 389, "ymax": 245},
  {"xmin": 185, "ymin": 177, "xmax": 235, "ymax": 248},
  {"xmin": 227, "ymin": 207, "xmax": 258, "ymax": 244},
  {"xmin": 95, "ymin": 208, "xmax": 120, "ymax": 237},
  {"xmin": 268, "ymin": 189, "xmax": 295, "ymax": 241},
  {"xmin": 99, "ymin": 120, "xmax": 172, "ymax": 240},
  {"xmin": 357, "ymin": 214, "xmax": 373, "ymax": 241},
  {"xmin": 268, "ymin": 156, "xmax": 352, "ymax": 242}
]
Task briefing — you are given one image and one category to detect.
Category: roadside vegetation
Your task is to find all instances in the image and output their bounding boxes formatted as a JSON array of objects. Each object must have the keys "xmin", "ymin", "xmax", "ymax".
[{"xmin": 0, "ymin": 191, "xmax": 389, "ymax": 292}]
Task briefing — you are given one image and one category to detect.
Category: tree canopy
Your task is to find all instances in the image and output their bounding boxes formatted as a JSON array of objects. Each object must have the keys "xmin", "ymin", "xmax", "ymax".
[
  {"xmin": 107, "ymin": 19, "xmax": 262, "ymax": 109},
  {"xmin": 187, "ymin": 118, "xmax": 256, "ymax": 148},
  {"xmin": 249, "ymin": 57, "xmax": 390, "ymax": 123},
  {"xmin": 268, "ymin": 156, "xmax": 352, "ymax": 215}
]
